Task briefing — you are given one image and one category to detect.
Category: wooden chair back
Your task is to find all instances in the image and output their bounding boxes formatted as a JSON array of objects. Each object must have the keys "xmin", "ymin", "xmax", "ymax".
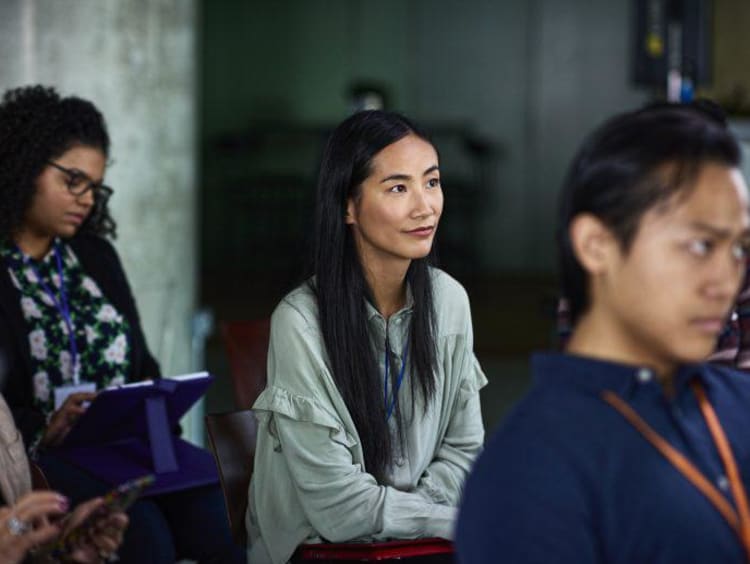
[
  {"xmin": 204, "ymin": 409, "xmax": 257, "ymax": 546},
  {"xmin": 220, "ymin": 319, "xmax": 271, "ymax": 409}
]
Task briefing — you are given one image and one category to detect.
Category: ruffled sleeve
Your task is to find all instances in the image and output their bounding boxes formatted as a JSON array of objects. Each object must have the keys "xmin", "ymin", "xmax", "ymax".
[{"xmin": 249, "ymin": 292, "xmax": 455, "ymax": 564}]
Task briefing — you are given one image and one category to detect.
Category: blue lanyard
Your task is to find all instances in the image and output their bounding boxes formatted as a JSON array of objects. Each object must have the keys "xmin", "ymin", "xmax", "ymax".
[
  {"xmin": 384, "ymin": 338, "xmax": 409, "ymax": 421},
  {"xmin": 23, "ymin": 242, "xmax": 80, "ymax": 384}
]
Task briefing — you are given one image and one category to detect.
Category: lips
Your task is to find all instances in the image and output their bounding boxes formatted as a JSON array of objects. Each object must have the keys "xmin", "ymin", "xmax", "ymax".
[
  {"xmin": 405, "ymin": 226, "xmax": 435, "ymax": 237},
  {"xmin": 64, "ymin": 213, "xmax": 87, "ymax": 225},
  {"xmin": 690, "ymin": 317, "xmax": 727, "ymax": 335}
]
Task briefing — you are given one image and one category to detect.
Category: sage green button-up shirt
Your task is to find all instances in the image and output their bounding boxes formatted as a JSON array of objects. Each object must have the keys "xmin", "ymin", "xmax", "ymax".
[{"xmin": 247, "ymin": 269, "xmax": 487, "ymax": 564}]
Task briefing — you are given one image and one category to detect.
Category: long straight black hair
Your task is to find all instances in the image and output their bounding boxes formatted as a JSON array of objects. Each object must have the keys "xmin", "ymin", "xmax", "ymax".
[{"xmin": 311, "ymin": 110, "xmax": 438, "ymax": 481}]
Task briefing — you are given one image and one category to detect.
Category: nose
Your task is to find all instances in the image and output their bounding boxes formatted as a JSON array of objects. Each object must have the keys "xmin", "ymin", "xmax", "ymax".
[
  {"xmin": 705, "ymin": 251, "xmax": 745, "ymax": 302},
  {"xmin": 410, "ymin": 187, "xmax": 434, "ymax": 219},
  {"xmin": 76, "ymin": 188, "xmax": 95, "ymax": 209}
]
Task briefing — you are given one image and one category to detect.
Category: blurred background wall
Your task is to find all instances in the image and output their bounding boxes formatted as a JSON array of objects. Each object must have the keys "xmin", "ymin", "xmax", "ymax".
[{"xmin": 201, "ymin": 0, "xmax": 650, "ymax": 276}]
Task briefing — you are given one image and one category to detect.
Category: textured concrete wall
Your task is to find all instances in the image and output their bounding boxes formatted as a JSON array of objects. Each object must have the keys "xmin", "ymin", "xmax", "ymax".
[{"xmin": 0, "ymin": 0, "xmax": 197, "ymax": 381}]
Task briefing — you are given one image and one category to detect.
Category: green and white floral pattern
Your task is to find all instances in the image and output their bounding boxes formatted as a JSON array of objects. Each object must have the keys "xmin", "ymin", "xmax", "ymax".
[{"xmin": 1, "ymin": 239, "xmax": 132, "ymax": 418}]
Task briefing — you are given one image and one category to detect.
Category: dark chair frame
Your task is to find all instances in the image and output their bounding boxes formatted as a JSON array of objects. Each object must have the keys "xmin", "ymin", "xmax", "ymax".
[{"xmin": 204, "ymin": 409, "xmax": 257, "ymax": 546}]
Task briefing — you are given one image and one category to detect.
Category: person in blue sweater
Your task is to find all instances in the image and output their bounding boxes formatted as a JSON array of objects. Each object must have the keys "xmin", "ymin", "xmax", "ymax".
[{"xmin": 457, "ymin": 101, "xmax": 750, "ymax": 563}]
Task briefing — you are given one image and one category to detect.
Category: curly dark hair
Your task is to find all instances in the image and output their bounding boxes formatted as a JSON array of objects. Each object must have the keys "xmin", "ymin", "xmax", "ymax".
[{"xmin": 0, "ymin": 85, "xmax": 116, "ymax": 240}]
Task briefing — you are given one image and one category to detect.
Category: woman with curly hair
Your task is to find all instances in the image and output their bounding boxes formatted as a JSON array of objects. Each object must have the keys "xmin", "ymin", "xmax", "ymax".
[{"xmin": 0, "ymin": 85, "xmax": 243, "ymax": 563}]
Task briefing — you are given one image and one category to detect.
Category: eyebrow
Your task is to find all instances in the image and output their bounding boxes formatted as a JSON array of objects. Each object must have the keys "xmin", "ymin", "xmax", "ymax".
[
  {"xmin": 688, "ymin": 221, "xmax": 750, "ymax": 239},
  {"xmin": 60, "ymin": 166, "xmax": 104, "ymax": 186},
  {"xmin": 379, "ymin": 165, "xmax": 440, "ymax": 184}
]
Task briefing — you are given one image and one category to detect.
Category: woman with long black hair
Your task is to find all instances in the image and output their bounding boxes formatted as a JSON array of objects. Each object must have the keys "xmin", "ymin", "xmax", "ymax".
[{"xmin": 247, "ymin": 110, "xmax": 487, "ymax": 564}]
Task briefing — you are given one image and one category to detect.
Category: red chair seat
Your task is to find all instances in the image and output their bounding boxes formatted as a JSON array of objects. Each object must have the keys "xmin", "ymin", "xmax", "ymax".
[{"xmin": 295, "ymin": 538, "xmax": 454, "ymax": 562}]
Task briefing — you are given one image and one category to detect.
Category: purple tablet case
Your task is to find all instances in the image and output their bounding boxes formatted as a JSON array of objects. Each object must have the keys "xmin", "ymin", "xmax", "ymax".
[{"xmin": 53, "ymin": 373, "xmax": 218, "ymax": 495}]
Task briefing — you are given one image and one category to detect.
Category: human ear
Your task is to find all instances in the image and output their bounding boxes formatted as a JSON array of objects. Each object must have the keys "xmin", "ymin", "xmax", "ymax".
[
  {"xmin": 345, "ymin": 198, "xmax": 356, "ymax": 225},
  {"xmin": 569, "ymin": 213, "xmax": 617, "ymax": 275}
]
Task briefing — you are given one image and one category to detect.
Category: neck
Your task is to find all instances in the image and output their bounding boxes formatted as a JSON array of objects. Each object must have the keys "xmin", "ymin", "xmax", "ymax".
[
  {"xmin": 567, "ymin": 308, "xmax": 676, "ymax": 388},
  {"xmin": 362, "ymin": 259, "xmax": 410, "ymax": 320},
  {"xmin": 13, "ymin": 230, "xmax": 54, "ymax": 260}
]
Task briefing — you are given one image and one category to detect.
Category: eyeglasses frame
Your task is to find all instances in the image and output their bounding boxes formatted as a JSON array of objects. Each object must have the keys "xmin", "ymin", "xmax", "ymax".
[{"xmin": 47, "ymin": 161, "xmax": 113, "ymax": 201}]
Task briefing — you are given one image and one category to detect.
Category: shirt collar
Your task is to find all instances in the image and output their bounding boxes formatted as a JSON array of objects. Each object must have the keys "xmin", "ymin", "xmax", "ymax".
[
  {"xmin": 365, "ymin": 283, "xmax": 415, "ymax": 322},
  {"xmin": 531, "ymin": 352, "xmax": 709, "ymax": 399},
  {"xmin": 1, "ymin": 237, "xmax": 62, "ymax": 265}
]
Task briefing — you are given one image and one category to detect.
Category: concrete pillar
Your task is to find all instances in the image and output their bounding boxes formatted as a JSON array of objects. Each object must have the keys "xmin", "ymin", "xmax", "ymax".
[{"xmin": 0, "ymin": 0, "xmax": 201, "ymax": 439}]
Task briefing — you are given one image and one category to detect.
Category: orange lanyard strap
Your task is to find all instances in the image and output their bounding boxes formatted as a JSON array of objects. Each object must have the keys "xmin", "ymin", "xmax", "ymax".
[
  {"xmin": 691, "ymin": 381, "xmax": 750, "ymax": 551},
  {"xmin": 602, "ymin": 387, "xmax": 750, "ymax": 561}
]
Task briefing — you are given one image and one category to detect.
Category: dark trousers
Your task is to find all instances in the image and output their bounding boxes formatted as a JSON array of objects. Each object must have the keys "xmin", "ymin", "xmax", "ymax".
[{"xmin": 38, "ymin": 452, "xmax": 246, "ymax": 564}]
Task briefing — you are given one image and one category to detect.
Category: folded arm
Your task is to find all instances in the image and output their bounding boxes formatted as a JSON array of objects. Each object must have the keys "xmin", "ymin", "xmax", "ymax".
[{"xmin": 272, "ymin": 411, "xmax": 456, "ymax": 542}]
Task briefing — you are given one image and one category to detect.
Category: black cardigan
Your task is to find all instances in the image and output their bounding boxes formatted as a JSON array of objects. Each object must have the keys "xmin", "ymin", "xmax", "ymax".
[{"xmin": 0, "ymin": 233, "xmax": 161, "ymax": 445}]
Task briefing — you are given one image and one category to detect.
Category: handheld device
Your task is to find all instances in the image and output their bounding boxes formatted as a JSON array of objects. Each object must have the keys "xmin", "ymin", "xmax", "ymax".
[
  {"xmin": 47, "ymin": 474, "xmax": 155, "ymax": 558},
  {"xmin": 93, "ymin": 473, "xmax": 155, "ymax": 513}
]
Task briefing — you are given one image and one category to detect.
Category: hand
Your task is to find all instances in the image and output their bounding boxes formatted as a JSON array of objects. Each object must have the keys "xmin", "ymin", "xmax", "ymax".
[
  {"xmin": 61, "ymin": 498, "xmax": 128, "ymax": 563},
  {"xmin": 0, "ymin": 491, "xmax": 69, "ymax": 564},
  {"xmin": 42, "ymin": 391, "xmax": 97, "ymax": 447}
]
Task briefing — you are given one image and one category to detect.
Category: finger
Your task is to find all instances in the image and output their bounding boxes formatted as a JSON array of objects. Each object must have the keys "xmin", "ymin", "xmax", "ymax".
[
  {"xmin": 86, "ymin": 514, "xmax": 126, "ymax": 555},
  {"xmin": 66, "ymin": 392, "xmax": 97, "ymax": 406},
  {"xmin": 65, "ymin": 410, "xmax": 86, "ymax": 423},
  {"xmin": 61, "ymin": 404, "xmax": 87, "ymax": 418},
  {"xmin": 21, "ymin": 521, "xmax": 62, "ymax": 548},
  {"xmin": 66, "ymin": 498, "xmax": 104, "ymax": 530},
  {"xmin": 97, "ymin": 514, "xmax": 126, "ymax": 535},
  {"xmin": 12, "ymin": 491, "xmax": 67, "ymax": 511},
  {"xmin": 88, "ymin": 530, "xmax": 119, "ymax": 553},
  {"xmin": 66, "ymin": 391, "xmax": 95, "ymax": 403},
  {"xmin": 45, "ymin": 409, "xmax": 69, "ymax": 429},
  {"xmin": 88, "ymin": 526, "xmax": 123, "ymax": 551},
  {"xmin": 75, "ymin": 498, "xmax": 104, "ymax": 515},
  {"xmin": 69, "ymin": 545, "xmax": 100, "ymax": 563},
  {"xmin": 12, "ymin": 492, "xmax": 69, "ymax": 522},
  {"xmin": 41, "ymin": 418, "xmax": 73, "ymax": 446},
  {"xmin": 94, "ymin": 511, "xmax": 128, "ymax": 530},
  {"xmin": 108, "ymin": 512, "xmax": 128, "ymax": 530}
]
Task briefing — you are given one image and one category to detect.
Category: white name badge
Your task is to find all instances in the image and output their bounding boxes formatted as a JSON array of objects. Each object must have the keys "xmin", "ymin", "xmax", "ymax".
[{"xmin": 53, "ymin": 382, "xmax": 97, "ymax": 411}]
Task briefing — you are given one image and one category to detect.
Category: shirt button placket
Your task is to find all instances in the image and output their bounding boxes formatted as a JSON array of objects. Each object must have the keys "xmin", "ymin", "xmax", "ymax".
[
  {"xmin": 717, "ymin": 475, "xmax": 730, "ymax": 492},
  {"xmin": 636, "ymin": 368, "xmax": 652, "ymax": 383}
]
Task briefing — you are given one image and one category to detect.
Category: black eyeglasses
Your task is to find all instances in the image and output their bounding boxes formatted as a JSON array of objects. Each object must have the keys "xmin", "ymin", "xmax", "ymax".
[{"xmin": 47, "ymin": 161, "xmax": 113, "ymax": 201}]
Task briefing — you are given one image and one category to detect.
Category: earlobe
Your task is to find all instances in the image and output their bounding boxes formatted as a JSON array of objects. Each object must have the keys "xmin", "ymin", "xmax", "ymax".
[
  {"xmin": 344, "ymin": 199, "xmax": 356, "ymax": 225},
  {"xmin": 569, "ymin": 214, "xmax": 615, "ymax": 275}
]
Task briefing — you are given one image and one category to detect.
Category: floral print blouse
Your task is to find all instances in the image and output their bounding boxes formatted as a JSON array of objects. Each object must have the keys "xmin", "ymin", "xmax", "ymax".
[{"xmin": 0, "ymin": 239, "xmax": 132, "ymax": 419}]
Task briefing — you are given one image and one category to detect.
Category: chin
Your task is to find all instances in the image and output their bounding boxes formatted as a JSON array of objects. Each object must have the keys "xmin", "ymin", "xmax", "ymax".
[
  {"xmin": 409, "ymin": 244, "xmax": 435, "ymax": 259},
  {"xmin": 406, "ymin": 252, "xmax": 432, "ymax": 261},
  {"xmin": 675, "ymin": 345, "xmax": 716, "ymax": 365},
  {"xmin": 58, "ymin": 225, "xmax": 80, "ymax": 238}
]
